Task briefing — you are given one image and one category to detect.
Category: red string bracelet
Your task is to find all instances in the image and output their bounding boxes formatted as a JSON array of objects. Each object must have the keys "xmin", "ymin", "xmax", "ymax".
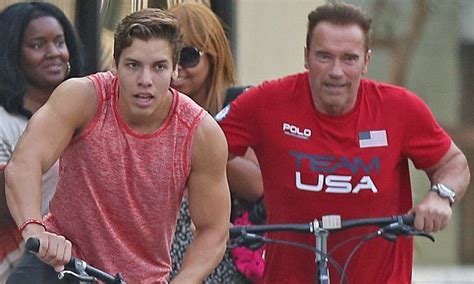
[{"xmin": 18, "ymin": 219, "xmax": 46, "ymax": 236}]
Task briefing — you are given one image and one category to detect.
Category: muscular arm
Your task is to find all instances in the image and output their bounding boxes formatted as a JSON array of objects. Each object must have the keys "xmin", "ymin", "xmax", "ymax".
[
  {"xmin": 172, "ymin": 114, "xmax": 231, "ymax": 283},
  {"xmin": 410, "ymin": 142, "xmax": 470, "ymax": 232},
  {"xmin": 4, "ymin": 78, "xmax": 97, "ymax": 269}
]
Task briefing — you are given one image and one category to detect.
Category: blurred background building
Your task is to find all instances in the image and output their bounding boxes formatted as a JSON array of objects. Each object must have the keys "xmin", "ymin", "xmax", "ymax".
[{"xmin": 1, "ymin": 0, "xmax": 472, "ymax": 281}]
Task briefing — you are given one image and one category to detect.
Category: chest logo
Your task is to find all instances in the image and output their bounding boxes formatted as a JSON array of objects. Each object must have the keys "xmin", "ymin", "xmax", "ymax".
[
  {"xmin": 359, "ymin": 130, "xmax": 388, "ymax": 148},
  {"xmin": 283, "ymin": 123, "xmax": 311, "ymax": 139}
]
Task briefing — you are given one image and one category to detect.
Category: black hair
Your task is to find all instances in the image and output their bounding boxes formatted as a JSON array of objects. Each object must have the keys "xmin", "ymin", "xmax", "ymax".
[{"xmin": 0, "ymin": 2, "xmax": 84, "ymax": 118}]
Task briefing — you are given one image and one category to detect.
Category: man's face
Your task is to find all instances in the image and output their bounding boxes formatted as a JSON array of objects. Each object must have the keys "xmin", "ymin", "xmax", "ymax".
[
  {"xmin": 115, "ymin": 37, "xmax": 177, "ymax": 122},
  {"xmin": 305, "ymin": 22, "xmax": 370, "ymax": 116}
]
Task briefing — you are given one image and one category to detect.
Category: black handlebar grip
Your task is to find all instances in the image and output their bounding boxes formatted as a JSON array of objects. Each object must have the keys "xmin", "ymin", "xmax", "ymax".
[
  {"xmin": 400, "ymin": 214, "xmax": 415, "ymax": 225},
  {"xmin": 25, "ymin": 237, "xmax": 40, "ymax": 253},
  {"xmin": 26, "ymin": 237, "xmax": 76, "ymax": 267},
  {"xmin": 229, "ymin": 227, "xmax": 242, "ymax": 238}
]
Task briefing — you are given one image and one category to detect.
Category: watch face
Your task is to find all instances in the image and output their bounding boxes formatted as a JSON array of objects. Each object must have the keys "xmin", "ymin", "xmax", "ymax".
[
  {"xmin": 435, "ymin": 184, "xmax": 456, "ymax": 204},
  {"xmin": 439, "ymin": 184, "xmax": 455, "ymax": 198}
]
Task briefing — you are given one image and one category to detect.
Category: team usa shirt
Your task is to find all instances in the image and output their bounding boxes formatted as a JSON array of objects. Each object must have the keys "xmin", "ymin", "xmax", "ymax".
[{"xmin": 217, "ymin": 72, "xmax": 451, "ymax": 284}]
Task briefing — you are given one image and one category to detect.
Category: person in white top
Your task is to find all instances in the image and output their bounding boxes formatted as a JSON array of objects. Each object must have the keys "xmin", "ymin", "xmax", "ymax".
[{"xmin": 0, "ymin": 2, "xmax": 83, "ymax": 281}]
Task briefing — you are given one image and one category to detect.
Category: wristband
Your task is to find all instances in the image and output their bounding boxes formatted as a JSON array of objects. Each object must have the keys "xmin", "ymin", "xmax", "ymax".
[{"xmin": 18, "ymin": 219, "xmax": 46, "ymax": 235}]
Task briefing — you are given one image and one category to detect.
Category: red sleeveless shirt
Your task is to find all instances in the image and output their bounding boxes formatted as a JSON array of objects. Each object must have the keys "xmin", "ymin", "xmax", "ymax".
[{"xmin": 44, "ymin": 72, "xmax": 205, "ymax": 283}]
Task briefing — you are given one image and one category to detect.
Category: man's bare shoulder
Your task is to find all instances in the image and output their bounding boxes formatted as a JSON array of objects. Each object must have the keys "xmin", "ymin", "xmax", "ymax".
[
  {"xmin": 44, "ymin": 76, "xmax": 98, "ymax": 129},
  {"xmin": 53, "ymin": 77, "xmax": 96, "ymax": 99},
  {"xmin": 191, "ymin": 114, "xmax": 228, "ymax": 164},
  {"xmin": 196, "ymin": 114, "xmax": 227, "ymax": 144}
]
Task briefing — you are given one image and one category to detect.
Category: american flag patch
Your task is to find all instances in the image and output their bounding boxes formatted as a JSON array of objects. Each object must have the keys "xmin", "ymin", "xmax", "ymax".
[{"xmin": 359, "ymin": 130, "xmax": 388, "ymax": 148}]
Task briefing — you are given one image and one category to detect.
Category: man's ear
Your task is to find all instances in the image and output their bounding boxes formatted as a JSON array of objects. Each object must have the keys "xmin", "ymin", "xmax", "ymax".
[
  {"xmin": 111, "ymin": 61, "xmax": 118, "ymax": 75},
  {"xmin": 362, "ymin": 49, "xmax": 372, "ymax": 75},
  {"xmin": 172, "ymin": 64, "xmax": 179, "ymax": 80}
]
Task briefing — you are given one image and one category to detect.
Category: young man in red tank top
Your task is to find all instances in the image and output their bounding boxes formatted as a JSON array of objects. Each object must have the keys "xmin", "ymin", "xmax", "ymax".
[{"xmin": 5, "ymin": 8, "xmax": 230, "ymax": 284}]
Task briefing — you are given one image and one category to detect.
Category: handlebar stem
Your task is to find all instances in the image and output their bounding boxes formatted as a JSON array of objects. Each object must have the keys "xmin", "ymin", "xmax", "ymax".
[{"xmin": 314, "ymin": 220, "xmax": 330, "ymax": 284}]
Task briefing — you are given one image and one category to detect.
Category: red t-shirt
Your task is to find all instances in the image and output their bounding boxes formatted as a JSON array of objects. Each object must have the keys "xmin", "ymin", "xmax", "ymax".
[{"xmin": 218, "ymin": 72, "xmax": 451, "ymax": 283}]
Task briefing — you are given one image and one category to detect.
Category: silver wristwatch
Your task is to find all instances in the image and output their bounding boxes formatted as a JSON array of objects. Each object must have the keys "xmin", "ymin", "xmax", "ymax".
[{"xmin": 430, "ymin": 183, "xmax": 456, "ymax": 205}]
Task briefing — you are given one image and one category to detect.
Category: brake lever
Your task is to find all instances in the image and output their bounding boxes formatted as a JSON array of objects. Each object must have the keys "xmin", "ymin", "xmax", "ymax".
[
  {"xmin": 58, "ymin": 270, "xmax": 97, "ymax": 282},
  {"xmin": 408, "ymin": 230, "xmax": 435, "ymax": 242},
  {"xmin": 379, "ymin": 223, "xmax": 435, "ymax": 242}
]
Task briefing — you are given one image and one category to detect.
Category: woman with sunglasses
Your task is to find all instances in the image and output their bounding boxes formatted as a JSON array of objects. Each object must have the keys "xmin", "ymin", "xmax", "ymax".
[{"xmin": 168, "ymin": 3, "xmax": 264, "ymax": 283}]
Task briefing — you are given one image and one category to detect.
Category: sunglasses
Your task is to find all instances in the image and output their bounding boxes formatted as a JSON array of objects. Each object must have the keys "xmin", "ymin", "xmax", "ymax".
[{"xmin": 179, "ymin": 46, "xmax": 203, "ymax": 69}]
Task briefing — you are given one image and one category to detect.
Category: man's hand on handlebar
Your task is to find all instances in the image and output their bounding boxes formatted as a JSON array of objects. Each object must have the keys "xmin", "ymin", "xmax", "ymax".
[
  {"xmin": 27, "ymin": 230, "xmax": 72, "ymax": 272},
  {"xmin": 408, "ymin": 192, "xmax": 452, "ymax": 233}
]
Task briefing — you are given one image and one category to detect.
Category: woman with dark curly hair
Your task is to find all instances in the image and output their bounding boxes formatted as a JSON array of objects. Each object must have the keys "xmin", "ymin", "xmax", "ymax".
[{"xmin": 0, "ymin": 2, "xmax": 83, "ymax": 281}]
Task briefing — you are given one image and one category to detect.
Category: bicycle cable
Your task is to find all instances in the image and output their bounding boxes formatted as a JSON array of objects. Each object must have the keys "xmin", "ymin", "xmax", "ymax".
[
  {"xmin": 340, "ymin": 231, "xmax": 379, "ymax": 284},
  {"xmin": 328, "ymin": 232, "xmax": 373, "ymax": 255},
  {"xmin": 257, "ymin": 236, "xmax": 347, "ymax": 282}
]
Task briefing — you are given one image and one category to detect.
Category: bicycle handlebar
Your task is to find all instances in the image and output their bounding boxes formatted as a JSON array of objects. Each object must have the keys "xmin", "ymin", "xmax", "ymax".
[
  {"xmin": 25, "ymin": 238, "xmax": 126, "ymax": 284},
  {"xmin": 337, "ymin": 214, "xmax": 414, "ymax": 230},
  {"xmin": 230, "ymin": 223, "xmax": 313, "ymax": 238},
  {"xmin": 230, "ymin": 214, "xmax": 419, "ymax": 237},
  {"xmin": 229, "ymin": 214, "xmax": 433, "ymax": 284}
]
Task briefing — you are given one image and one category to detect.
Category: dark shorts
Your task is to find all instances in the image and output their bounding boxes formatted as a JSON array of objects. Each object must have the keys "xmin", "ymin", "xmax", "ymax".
[{"xmin": 7, "ymin": 253, "xmax": 78, "ymax": 284}]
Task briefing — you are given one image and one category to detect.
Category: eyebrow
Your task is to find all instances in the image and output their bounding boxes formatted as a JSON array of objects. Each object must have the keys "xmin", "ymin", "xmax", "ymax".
[
  {"xmin": 28, "ymin": 34, "xmax": 65, "ymax": 41},
  {"xmin": 123, "ymin": 57, "xmax": 170, "ymax": 65},
  {"xmin": 315, "ymin": 50, "xmax": 360, "ymax": 58}
]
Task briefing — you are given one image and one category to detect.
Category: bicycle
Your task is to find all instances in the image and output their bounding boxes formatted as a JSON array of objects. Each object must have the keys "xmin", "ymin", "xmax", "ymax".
[
  {"xmin": 25, "ymin": 237, "xmax": 126, "ymax": 283},
  {"xmin": 229, "ymin": 214, "xmax": 435, "ymax": 284}
]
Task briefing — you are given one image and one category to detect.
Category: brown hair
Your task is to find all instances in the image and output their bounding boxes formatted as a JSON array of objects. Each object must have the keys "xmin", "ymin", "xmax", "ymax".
[
  {"xmin": 307, "ymin": 2, "xmax": 372, "ymax": 51},
  {"xmin": 113, "ymin": 8, "xmax": 183, "ymax": 65},
  {"xmin": 169, "ymin": 3, "xmax": 236, "ymax": 116}
]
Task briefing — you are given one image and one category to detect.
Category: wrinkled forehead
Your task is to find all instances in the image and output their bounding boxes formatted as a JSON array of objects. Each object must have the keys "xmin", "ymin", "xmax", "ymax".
[{"xmin": 310, "ymin": 22, "xmax": 367, "ymax": 50}]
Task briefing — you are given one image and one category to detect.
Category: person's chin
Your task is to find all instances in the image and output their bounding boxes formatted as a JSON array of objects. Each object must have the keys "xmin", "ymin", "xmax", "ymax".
[{"xmin": 41, "ymin": 77, "xmax": 66, "ymax": 89}]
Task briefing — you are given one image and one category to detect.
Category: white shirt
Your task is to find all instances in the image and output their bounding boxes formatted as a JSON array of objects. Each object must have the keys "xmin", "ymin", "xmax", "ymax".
[{"xmin": 0, "ymin": 106, "xmax": 58, "ymax": 215}]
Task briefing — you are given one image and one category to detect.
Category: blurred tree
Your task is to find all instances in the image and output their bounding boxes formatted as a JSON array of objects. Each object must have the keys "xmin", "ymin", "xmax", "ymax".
[{"xmin": 370, "ymin": 0, "xmax": 429, "ymax": 86}]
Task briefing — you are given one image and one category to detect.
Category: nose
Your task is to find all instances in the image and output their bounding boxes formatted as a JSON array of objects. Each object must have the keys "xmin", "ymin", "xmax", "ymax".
[
  {"xmin": 45, "ymin": 42, "xmax": 61, "ymax": 57},
  {"xmin": 138, "ymin": 67, "xmax": 153, "ymax": 87},
  {"xmin": 329, "ymin": 59, "xmax": 344, "ymax": 78}
]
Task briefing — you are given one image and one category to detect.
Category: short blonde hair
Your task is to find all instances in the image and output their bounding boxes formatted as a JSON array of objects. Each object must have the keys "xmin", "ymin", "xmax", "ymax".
[{"xmin": 169, "ymin": 2, "xmax": 236, "ymax": 116}]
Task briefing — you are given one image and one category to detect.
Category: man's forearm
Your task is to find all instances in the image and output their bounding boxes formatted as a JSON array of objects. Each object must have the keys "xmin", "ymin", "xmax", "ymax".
[
  {"xmin": 4, "ymin": 160, "xmax": 43, "ymax": 232},
  {"xmin": 227, "ymin": 157, "xmax": 263, "ymax": 202},
  {"xmin": 171, "ymin": 229, "xmax": 227, "ymax": 284},
  {"xmin": 428, "ymin": 149, "xmax": 470, "ymax": 202}
]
